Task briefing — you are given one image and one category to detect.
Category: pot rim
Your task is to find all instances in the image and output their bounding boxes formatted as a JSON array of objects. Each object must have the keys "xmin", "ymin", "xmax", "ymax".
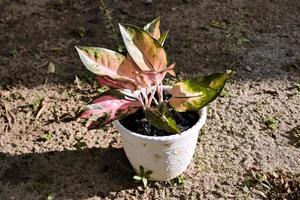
[{"xmin": 113, "ymin": 106, "xmax": 207, "ymax": 142}]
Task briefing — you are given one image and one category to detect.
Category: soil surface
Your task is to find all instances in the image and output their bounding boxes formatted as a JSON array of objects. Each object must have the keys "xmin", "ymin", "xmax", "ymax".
[
  {"xmin": 0, "ymin": 0, "xmax": 300, "ymax": 199},
  {"xmin": 120, "ymin": 108, "xmax": 199, "ymax": 136}
]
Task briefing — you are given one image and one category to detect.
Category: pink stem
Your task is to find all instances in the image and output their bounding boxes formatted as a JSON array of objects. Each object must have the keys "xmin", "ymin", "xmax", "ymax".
[
  {"xmin": 141, "ymin": 89, "xmax": 149, "ymax": 107},
  {"xmin": 157, "ymin": 83, "xmax": 164, "ymax": 103},
  {"xmin": 148, "ymin": 86, "xmax": 158, "ymax": 106},
  {"xmin": 137, "ymin": 92, "xmax": 145, "ymax": 106}
]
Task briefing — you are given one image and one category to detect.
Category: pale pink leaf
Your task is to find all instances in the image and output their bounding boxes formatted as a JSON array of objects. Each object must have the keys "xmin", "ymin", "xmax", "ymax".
[
  {"xmin": 139, "ymin": 62, "xmax": 176, "ymax": 87},
  {"xmin": 96, "ymin": 76, "xmax": 137, "ymax": 91}
]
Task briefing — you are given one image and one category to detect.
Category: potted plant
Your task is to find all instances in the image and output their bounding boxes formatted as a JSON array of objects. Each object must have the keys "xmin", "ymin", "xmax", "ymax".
[{"xmin": 75, "ymin": 17, "xmax": 233, "ymax": 181}]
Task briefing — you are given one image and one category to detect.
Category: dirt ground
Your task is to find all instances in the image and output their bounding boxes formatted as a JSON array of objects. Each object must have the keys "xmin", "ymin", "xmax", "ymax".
[{"xmin": 0, "ymin": 0, "xmax": 300, "ymax": 199}]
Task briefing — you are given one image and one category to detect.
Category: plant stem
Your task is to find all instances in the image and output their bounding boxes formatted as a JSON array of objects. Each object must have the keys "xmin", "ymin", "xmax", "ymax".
[
  {"xmin": 148, "ymin": 87, "xmax": 157, "ymax": 106},
  {"xmin": 157, "ymin": 83, "xmax": 164, "ymax": 103},
  {"xmin": 137, "ymin": 93, "xmax": 145, "ymax": 106},
  {"xmin": 152, "ymin": 97, "xmax": 159, "ymax": 105},
  {"xmin": 141, "ymin": 89, "xmax": 149, "ymax": 107}
]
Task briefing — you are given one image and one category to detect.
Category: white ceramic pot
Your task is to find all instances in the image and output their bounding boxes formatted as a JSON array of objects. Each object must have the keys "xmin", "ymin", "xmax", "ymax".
[{"xmin": 112, "ymin": 87, "xmax": 207, "ymax": 181}]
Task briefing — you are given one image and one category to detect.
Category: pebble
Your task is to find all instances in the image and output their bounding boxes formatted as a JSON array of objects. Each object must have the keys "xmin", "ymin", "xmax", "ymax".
[
  {"xmin": 245, "ymin": 65, "xmax": 252, "ymax": 71},
  {"xmin": 144, "ymin": 0, "xmax": 152, "ymax": 4}
]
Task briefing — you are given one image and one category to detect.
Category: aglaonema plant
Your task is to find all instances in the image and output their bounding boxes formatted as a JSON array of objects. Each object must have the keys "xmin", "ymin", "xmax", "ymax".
[{"xmin": 76, "ymin": 17, "xmax": 233, "ymax": 134}]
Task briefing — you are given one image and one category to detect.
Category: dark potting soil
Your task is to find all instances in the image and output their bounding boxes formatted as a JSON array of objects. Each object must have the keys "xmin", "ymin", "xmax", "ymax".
[{"xmin": 119, "ymin": 108, "xmax": 199, "ymax": 136}]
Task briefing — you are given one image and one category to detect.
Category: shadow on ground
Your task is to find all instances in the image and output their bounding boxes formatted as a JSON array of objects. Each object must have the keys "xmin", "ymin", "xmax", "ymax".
[{"xmin": 0, "ymin": 147, "xmax": 135, "ymax": 199}]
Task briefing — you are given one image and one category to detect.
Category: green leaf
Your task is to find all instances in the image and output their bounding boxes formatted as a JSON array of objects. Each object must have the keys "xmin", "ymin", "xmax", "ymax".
[
  {"xmin": 133, "ymin": 175, "xmax": 142, "ymax": 181},
  {"xmin": 139, "ymin": 165, "xmax": 145, "ymax": 175},
  {"xmin": 145, "ymin": 170, "xmax": 153, "ymax": 177},
  {"xmin": 145, "ymin": 103, "xmax": 180, "ymax": 134},
  {"xmin": 142, "ymin": 177, "xmax": 148, "ymax": 187},
  {"xmin": 177, "ymin": 175, "xmax": 186, "ymax": 186},
  {"xmin": 169, "ymin": 70, "xmax": 234, "ymax": 112},
  {"xmin": 133, "ymin": 166, "xmax": 152, "ymax": 187},
  {"xmin": 158, "ymin": 30, "xmax": 169, "ymax": 46}
]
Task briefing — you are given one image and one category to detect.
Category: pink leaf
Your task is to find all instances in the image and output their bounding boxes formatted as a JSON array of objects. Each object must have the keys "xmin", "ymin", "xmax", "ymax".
[
  {"xmin": 96, "ymin": 76, "xmax": 137, "ymax": 91},
  {"xmin": 139, "ymin": 62, "xmax": 176, "ymax": 87},
  {"xmin": 81, "ymin": 95, "xmax": 142, "ymax": 129}
]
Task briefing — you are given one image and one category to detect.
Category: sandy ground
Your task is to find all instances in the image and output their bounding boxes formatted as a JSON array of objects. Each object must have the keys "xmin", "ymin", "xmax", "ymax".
[{"xmin": 0, "ymin": 0, "xmax": 299, "ymax": 199}]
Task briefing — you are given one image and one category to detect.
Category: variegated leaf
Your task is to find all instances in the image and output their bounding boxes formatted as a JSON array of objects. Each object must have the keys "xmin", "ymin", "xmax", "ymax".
[
  {"xmin": 75, "ymin": 46, "xmax": 138, "ymax": 82},
  {"xmin": 169, "ymin": 70, "xmax": 234, "ymax": 112},
  {"xmin": 81, "ymin": 95, "xmax": 142, "ymax": 129},
  {"xmin": 145, "ymin": 103, "xmax": 180, "ymax": 134},
  {"xmin": 119, "ymin": 24, "xmax": 168, "ymax": 72},
  {"xmin": 143, "ymin": 17, "xmax": 161, "ymax": 40}
]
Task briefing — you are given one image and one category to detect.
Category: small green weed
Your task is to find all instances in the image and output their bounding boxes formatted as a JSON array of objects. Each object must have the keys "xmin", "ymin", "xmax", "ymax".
[
  {"xmin": 264, "ymin": 118, "xmax": 278, "ymax": 130},
  {"xmin": 31, "ymin": 96, "xmax": 44, "ymax": 112},
  {"xmin": 98, "ymin": 0, "xmax": 118, "ymax": 44},
  {"xmin": 133, "ymin": 165, "xmax": 153, "ymax": 187},
  {"xmin": 62, "ymin": 89, "xmax": 75, "ymax": 100},
  {"xmin": 210, "ymin": 19, "xmax": 227, "ymax": 30},
  {"xmin": 73, "ymin": 138, "xmax": 87, "ymax": 149},
  {"xmin": 173, "ymin": 175, "xmax": 186, "ymax": 186},
  {"xmin": 210, "ymin": 12, "xmax": 249, "ymax": 54},
  {"xmin": 10, "ymin": 92, "xmax": 23, "ymax": 100},
  {"xmin": 8, "ymin": 48, "xmax": 17, "ymax": 57},
  {"xmin": 41, "ymin": 132, "xmax": 53, "ymax": 142}
]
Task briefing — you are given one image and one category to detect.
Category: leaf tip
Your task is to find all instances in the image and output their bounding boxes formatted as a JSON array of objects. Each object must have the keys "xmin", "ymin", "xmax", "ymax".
[
  {"xmin": 226, "ymin": 69, "xmax": 235, "ymax": 77},
  {"xmin": 118, "ymin": 23, "xmax": 126, "ymax": 32},
  {"xmin": 74, "ymin": 45, "xmax": 80, "ymax": 52},
  {"xmin": 74, "ymin": 46, "xmax": 85, "ymax": 54},
  {"xmin": 153, "ymin": 16, "xmax": 161, "ymax": 22}
]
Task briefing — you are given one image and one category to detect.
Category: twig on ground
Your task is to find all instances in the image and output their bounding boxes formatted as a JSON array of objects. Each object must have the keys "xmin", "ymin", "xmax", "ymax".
[
  {"xmin": 36, "ymin": 104, "xmax": 46, "ymax": 119},
  {"xmin": 36, "ymin": 60, "xmax": 49, "ymax": 68}
]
